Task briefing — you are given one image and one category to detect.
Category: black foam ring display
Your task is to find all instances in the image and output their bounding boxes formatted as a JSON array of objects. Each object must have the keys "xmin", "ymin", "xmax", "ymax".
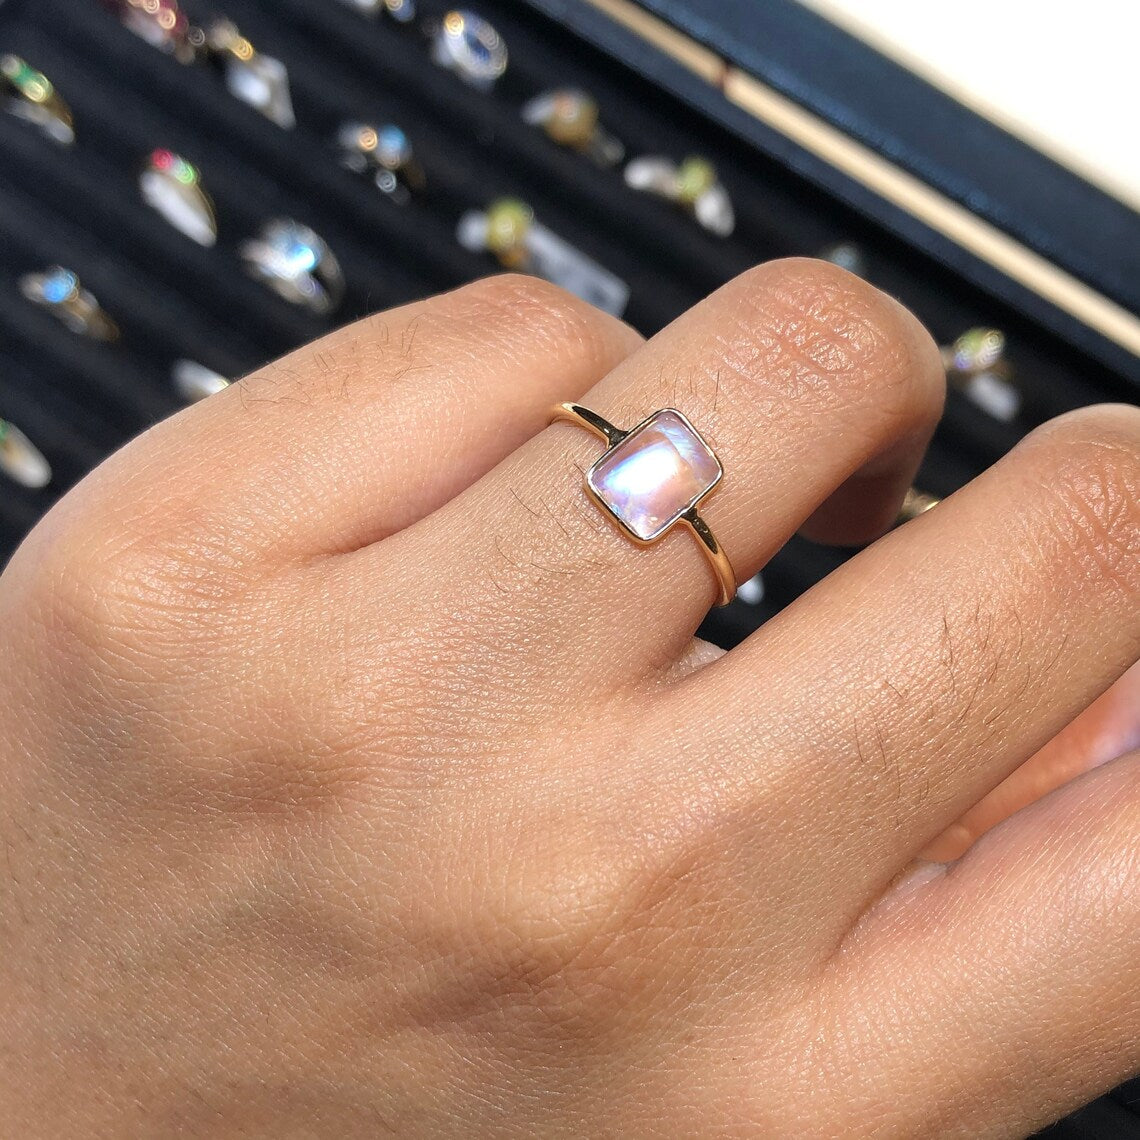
[
  {"xmin": 0, "ymin": 0, "xmax": 1136, "ymax": 648},
  {"xmin": 1, "ymin": 4, "xmax": 1140, "ymax": 1134}
]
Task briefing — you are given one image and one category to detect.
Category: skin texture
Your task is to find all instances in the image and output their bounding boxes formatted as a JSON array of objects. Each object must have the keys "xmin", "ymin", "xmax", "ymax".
[
  {"xmin": 0, "ymin": 261, "xmax": 1138, "ymax": 1138},
  {"xmin": 920, "ymin": 658, "xmax": 1140, "ymax": 862}
]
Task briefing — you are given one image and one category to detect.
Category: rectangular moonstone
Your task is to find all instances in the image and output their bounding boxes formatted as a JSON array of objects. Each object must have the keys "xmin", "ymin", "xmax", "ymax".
[{"xmin": 587, "ymin": 409, "xmax": 721, "ymax": 541}]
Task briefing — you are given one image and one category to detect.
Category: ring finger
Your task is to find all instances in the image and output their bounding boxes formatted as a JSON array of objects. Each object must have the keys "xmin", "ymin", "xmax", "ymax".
[{"xmin": 388, "ymin": 258, "xmax": 946, "ymax": 688}]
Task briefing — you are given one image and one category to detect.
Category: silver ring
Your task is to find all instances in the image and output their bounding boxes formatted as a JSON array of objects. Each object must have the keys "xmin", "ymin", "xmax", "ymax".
[
  {"xmin": 431, "ymin": 10, "xmax": 507, "ymax": 90},
  {"xmin": 19, "ymin": 266, "xmax": 119, "ymax": 342},
  {"xmin": 336, "ymin": 0, "xmax": 416, "ymax": 22},
  {"xmin": 624, "ymin": 154, "xmax": 735, "ymax": 237},
  {"xmin": 239, "ymin": 219, "xmax": 345, "ymax": 316},
  {"xmin": 172, "ymin": 359, "xmax": 230, "ymax": 403},
  {"xmin": 0, "ymin": 418, "xmax": 51, "ymax": 489},
  {"xmin": 139, "ymin": 149, "xmax": 218, "ymax": 247},
  {"xmin": 204, "ymin": 19, "xmax": 295, "ymax": 129}
]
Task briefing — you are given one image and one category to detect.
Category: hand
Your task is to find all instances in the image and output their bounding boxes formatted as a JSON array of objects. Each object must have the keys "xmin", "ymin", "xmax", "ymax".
[
  {"xmin": 921, "ymin": 659, "xmax": 1140, "ymax": 861},
  {"xmin": 2, "ymin": 262, "xmax": 1138, "ymax": 1138}
]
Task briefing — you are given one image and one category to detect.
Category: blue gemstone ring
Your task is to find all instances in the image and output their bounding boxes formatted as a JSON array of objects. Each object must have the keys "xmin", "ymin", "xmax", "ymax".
[
  {"xmin": 239, "ymin": 219, "xmax": 345, "ymax": 316},
  {"xmin": 431, "ymin": 10, "xmax": 507, "ymax": 90},
  {"xmin": 19, "ymin": 266, "xmax": 119, "ymax": 341}
]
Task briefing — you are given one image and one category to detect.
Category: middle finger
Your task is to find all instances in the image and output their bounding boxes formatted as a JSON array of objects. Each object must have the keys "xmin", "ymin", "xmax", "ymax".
[{"xmin": 391, "ymin": 258, "xmax": 945, "ymax": 690}]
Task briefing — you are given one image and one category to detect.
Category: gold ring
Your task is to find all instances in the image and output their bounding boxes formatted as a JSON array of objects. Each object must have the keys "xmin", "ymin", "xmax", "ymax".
[
  {"xmin": 552, "ymin": 402, "xmax": 735, "ymax": 606},
  {"xmin": 1, "ymin": 55, "xmax": 74, "ymax": 145},
  {"xmin": 520, "ymin": 88, "xmax": 625, "ymax": 167}
]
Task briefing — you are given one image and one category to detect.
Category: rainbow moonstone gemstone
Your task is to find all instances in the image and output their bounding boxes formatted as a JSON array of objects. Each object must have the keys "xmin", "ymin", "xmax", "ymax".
[{"xmin": 587, "ymin": 409, "xmax": 721, "ymax": 542}]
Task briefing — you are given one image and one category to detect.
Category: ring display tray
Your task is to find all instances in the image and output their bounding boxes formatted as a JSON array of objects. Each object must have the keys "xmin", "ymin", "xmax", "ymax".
[{"xmin": 0, "ymin": 3, "xmax": 1136, "ymax": 1131}]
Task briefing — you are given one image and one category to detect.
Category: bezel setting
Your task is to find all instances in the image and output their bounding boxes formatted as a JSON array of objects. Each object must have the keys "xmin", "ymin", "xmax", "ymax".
[{"xmin": 585, "ymin": 407, "xmax": 722, "ymax": 544}]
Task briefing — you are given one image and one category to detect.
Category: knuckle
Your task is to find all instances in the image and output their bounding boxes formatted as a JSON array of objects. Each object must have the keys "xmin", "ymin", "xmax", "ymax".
[
  {"xmin": 1018, "ymin": 404, "xmax": 1140, "ymax": 599},
  {"xmin": 236, "ymin": 273, "xmax": 640, "ymax": 410},
  {"xmin": 449, "ymin": 273, "xmax": 641, "ymax": 362},
  {"xmin": 434, "ymin": 836, "xmax": 655, "ymax": 1046},
  {"xmin": 713, "ymin": 258, "xmax": 942, "ymax": 423},
  {"xmin": 29, "ymin": 497, "xmax": 240, "ymax": 659},
  {"xmin": 455, "ymin": 270, "xmax": 573, "ymax": 311}
]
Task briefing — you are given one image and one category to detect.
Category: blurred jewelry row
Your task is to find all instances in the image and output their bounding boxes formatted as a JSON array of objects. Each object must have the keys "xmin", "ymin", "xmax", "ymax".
[
  {"xmin": 145, "ymin": 144, "xmax": 351, "ymax": 311},
  {"xmin": 0, "ymin": 356, "xmax": 235, "ymax": 491},
  {"xmin": 139, "ymin": 150, "xmax": 344, "ymax": 312},
  {"xmin": 104, "ymin": 0, "xmax": 296, "ymax": 127},
  {"xmin": 18, "ymin": 224, "xmax": 341, "ymax": 344},
  {"xmin": 104, "ymin": 1, "xmax": 496, "ymax": 124},
  {"xmin": 5, "ymin": 43, "xmax": 627, "ymax": 317},
  {"xmin": 4, "ymin": 51, "xmax": 629, "ymax": 314},
  {"xmin": 13, "ymin": 263, "xmax": 235, "ymax": 407},
  {"xmin": 33, "ymin": 9, "xmax": 1018, "ymax": 428},
  {"xmin": 96, "ymin": 0, "xmax": 738, "ymax": 236},
  {"xmin": 5, "ymin": 49, "xmax": 428, "ymax": 214}
]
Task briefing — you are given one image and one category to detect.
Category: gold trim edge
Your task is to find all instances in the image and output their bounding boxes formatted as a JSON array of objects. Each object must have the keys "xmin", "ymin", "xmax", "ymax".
[{"xmin": 583, "ymin": 0, "xmax": 1140, "ymax": 360}]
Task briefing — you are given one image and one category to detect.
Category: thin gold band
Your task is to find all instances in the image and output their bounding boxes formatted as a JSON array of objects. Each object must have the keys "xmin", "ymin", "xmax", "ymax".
[{"xmin": 552, "ymin": 402, "xmax": 736, "ymax": 607}]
